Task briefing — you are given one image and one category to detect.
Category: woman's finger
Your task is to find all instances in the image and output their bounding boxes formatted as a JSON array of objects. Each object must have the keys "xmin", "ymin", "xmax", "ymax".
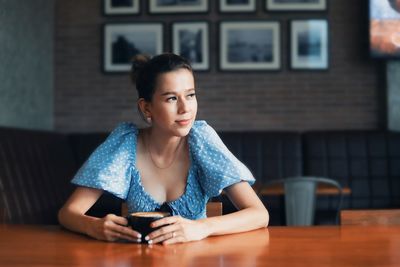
[
  {"xmin": 118, "ymin": 233, "xmax": 142, "ymax": 243},
  {"xmin": 150, "ymin": 216, "xmax": 181, "ymax": 228},
  {"xmin": 146, "ymin": 224, "xmax": 179, "ymax": 241},
  {"xmin": 107, "ymin": 221, "xmax": 141, "ymax": 239},
  {"xmin": 103, "ymin": 229, "xmax": 121, "ymax": 242},
  {"xmin": 120, "ymin": 225, "xmax": 142, "ymax": 238},
  {"xmin": 162, "ymin": 235, "xmax": 184, "ymax": 245},
  {"xmin": 150, "ymin": 230, "xmax": 180, "ymax": 244},
  {"xmin": 107, "ymin": 214, "xmax": 129, "ymax": 226},
  {"xmin": 123, "ymin": 237, "xmax": 142, "ymax": 243},
  {"xmin": 103, "ymin": 228, "xmax": 141, "ymax": 243}
]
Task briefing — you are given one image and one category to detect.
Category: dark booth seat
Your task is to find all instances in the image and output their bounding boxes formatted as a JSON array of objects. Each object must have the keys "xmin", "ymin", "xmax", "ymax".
[
  {"xmin": 0, "ymin": 127, "xmax": 75, "ymax": 224},
  {"xmin": 304, "ymin": 131, "xmax": 400, "ymax": 208},
  {"xmin": 1, "ymin": 125, "xmax": 399, "ymax": 226},
  {"xmin": 303, "ymin": 131, "xmax": 400, "ymax": 224},
  {"xmin": 217, "ymin": 131, "xmax": 303, "ymax": 225}
]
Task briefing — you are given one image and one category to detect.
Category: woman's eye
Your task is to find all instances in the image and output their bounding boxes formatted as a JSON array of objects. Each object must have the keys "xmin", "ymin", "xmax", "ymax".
[
  {"xmin": 187, "ymin": 93, "xmax": 196, "ymax": 98},
  {"xmin": 167, "ymin": 96, "xmax": 177, "ymax": 102}
]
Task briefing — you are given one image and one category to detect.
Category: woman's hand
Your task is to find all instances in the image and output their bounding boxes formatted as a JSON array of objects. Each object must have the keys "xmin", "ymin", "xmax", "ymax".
[
  {"xmin": 145, "ymin": 216, "xmax": 210, "ymax": 245},
  {"xmin": 87, "ymin": 214, "xmax": 142, "ymax": 242}
]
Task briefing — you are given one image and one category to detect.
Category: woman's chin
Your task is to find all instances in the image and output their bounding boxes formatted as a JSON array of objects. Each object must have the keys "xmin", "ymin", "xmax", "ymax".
[{"xmin": 173, "ymin": 123, "xmax": 193, "ymax": 137}]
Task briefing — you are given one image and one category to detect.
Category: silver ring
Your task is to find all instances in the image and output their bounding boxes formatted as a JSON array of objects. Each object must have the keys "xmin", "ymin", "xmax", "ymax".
[{"xmin": 172, "ymin": 231, "xmax": 176, "ymax": 238}]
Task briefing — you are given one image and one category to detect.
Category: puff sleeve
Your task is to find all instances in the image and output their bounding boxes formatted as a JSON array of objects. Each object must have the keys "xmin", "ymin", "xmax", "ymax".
[
  {"xmin": 71, "ymin": 122, "xmax": 137, "ymax": 200},
  {"xmin": 189, "ymin": 121, "xmax": 255, "ymax": 197}
]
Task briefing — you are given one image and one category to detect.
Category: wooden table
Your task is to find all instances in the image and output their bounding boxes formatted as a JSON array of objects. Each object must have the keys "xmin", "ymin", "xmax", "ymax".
[{"xmin": 1, "ymin": 225, "xmax": 399, "ymax": 267}]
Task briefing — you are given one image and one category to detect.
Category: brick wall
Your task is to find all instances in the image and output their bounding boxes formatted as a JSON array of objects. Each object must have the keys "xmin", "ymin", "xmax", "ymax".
[{"xmin": 55, "ymin": 0, "xmax": 383, "ymax": 132}]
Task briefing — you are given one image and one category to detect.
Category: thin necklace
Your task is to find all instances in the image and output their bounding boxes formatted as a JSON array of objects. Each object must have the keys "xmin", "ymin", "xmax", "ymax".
[{"xmin": 146, "ymin": 133, "xmax": 183, "ymax": 169}]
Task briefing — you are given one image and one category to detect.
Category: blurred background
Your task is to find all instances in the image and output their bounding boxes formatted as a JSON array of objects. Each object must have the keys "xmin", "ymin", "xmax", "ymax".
[
  {"xmin": 1, "ymin": 0, "xmax": 395, "ymax": 133},
  {"xmin": 1, "ymin": 0, "xmax": 400, "ymax": 226}
]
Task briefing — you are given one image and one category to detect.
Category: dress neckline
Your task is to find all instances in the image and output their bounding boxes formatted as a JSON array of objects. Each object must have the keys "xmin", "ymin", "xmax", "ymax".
[{"xmin": 131, "ymin": 127, "xmax": 194, "ymax": 206}]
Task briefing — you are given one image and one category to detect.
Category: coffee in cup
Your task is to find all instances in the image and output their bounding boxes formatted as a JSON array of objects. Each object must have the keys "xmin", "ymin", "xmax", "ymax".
[{"xmin": 126, "ymin": 211, "xmax": 170, "ymax": 243}]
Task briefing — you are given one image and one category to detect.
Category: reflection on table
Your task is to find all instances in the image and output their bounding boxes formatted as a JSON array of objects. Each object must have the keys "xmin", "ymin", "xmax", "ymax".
[{"xmin": 0, "ymin": 224, "xmax": 399, "ymax": 267}]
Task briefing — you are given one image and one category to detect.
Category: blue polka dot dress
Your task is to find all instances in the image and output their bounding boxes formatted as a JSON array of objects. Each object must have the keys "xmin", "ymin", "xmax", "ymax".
[{"xmin": 71, "ymin": 121, "xmax": 255, "ymax": 220}]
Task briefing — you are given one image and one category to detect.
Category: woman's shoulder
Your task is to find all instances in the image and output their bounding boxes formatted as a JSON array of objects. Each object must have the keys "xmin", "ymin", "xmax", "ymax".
[
  {"xmin": 188, "ymin": 120, "xmax": 255, "ymax": 197},
  {"xmin": 190, "ymin": 120, "xmax": 213, "ymax": 134},
  {"xmin": 111, "ymin": 122, "xmax": 139, "ymax": 136},
  {"xmin": 71, "ymin": 122, "xmax": 139, "ymax": 200},
  {"xmin": 190, "ymin": 120, "xmax": 219, "ymax": 142},
  {"xmin": 192, "ymin": 120, "xmax": 208, "ymax": 128},
  {"xmin": 99, "ymin": 122, "xmax": 139, "ymax": 153},
  {"xmin": 103, "ymin": 121, "xmax": 139, "ymax": 143}
]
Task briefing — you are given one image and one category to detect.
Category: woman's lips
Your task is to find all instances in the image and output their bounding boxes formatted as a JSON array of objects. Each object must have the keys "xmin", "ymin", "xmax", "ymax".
[{"xmin": 176, "ymin": 119, "xmax": 191, "ymax": 126}]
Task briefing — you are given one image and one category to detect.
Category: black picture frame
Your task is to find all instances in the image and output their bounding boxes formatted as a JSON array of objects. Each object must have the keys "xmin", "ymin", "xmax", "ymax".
[
  {"xmin": 149, "ymin": 0, "xmax": 208, "ymax": 14},
  {"xmin": 172, "ymin": 21, "xmax": 210, "ymax": 71},
  {"xmin": 289, "ymin": 19, "xmax": 329, "ymax": 70},
  {"xmin": 266, "ymin": 0, "xmax": 327, "ymax": 11},
  {"xmin": 103, "ymin": 0, "xmax": 140, "ymax": 15},
  {"xmin": 219, "ymin": 0, "xmax": 256, "ymax": 13},
  {"xmin": 219, "ymin": 21, "xmax": 281, "ymax": 71},
  {"xmin": 103, "ymin": 23, "xmax": 164, "ymax": 73},
  {"xmin": 369, "ymin": 0, "xmax": 400, "ymax": 58}
]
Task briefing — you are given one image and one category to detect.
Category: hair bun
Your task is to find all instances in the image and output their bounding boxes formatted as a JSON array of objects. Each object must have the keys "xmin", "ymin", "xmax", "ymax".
[{"xmin": 130, "ymin": 54, "xmax": 151, "ymax": 83}]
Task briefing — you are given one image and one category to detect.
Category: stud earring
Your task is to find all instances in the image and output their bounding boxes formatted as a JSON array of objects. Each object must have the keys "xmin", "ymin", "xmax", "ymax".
[{"xmin": 147, "ymin": 117, "xmax": 152, "ymax": 124}]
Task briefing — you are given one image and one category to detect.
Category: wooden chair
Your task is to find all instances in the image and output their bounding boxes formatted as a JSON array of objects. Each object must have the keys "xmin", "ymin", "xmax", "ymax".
[
  {"xmin": 341, "ymin": 209, "xmax": 400, "ymax": 226},
  {"xmin": 121, "ymin": 202, "xmax": 222, "ymax": 218},
  {"xmin": 206, "ymin": 202, "xmax": 223, "ymax": 217}
]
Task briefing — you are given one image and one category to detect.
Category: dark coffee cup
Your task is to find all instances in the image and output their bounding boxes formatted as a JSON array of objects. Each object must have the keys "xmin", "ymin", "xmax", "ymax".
[{"xmin": 126, "ymin": 211, "xmax": 170, "ymax": 243}]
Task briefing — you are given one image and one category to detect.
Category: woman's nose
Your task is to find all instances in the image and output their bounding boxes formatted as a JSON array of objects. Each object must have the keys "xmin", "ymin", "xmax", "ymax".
[{"xmin": 178, "ymin": 98, "xmax": 190, "ymax": 114}]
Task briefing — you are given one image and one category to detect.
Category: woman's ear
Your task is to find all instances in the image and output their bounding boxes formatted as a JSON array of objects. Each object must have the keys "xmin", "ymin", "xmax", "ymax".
[{"xmin": 138, "ymin": 98, "xmax": 152, "ymax": 122}]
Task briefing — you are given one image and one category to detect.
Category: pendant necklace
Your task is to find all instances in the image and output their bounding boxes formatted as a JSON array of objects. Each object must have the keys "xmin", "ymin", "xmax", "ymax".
[{"xmin": 146, "ymin": 133, "xmax": 183, "ymax": 169}]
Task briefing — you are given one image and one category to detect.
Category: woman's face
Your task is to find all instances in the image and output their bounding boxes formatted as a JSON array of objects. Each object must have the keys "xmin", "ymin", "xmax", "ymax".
[{"xmin": 148, "ymin": 68, "xmax": 197, "ymax": 137}]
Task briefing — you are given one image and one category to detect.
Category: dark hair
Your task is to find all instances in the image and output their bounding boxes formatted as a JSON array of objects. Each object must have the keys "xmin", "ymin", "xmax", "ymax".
[
  {"xmin": 388, "ymin": 0, "xmax": 400, "ymax": 12},
  {"xmin": 131, "ymin": 53, "xmax": 193, "ymax": 102}
]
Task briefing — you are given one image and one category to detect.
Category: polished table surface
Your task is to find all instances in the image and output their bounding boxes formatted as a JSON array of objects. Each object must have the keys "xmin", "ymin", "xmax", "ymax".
[{"xmin": 0, "ymin": 224, "xmax": 399, "ymax": 267}]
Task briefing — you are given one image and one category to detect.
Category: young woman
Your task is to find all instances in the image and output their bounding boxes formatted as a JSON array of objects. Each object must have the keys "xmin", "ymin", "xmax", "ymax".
[{"xmin": 58, "ymin": 53, "xmax": 269, "ymax": 245}]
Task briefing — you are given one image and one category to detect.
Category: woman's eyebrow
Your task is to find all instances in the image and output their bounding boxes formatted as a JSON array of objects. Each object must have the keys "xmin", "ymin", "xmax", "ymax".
[
  {"xmin": 160, "ymin": 88, "xmax": 195, "ymax": 96},
  {"xmin": 160, "ymin": 91, "xmax": 176, "ymax": 96}
]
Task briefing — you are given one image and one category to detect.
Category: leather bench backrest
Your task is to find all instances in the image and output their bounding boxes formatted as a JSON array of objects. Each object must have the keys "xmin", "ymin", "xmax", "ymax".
[
  {"xmin": 68, "ymin": 133, "xmax": 108, "ymax": 167},
  {"xmin": 218, "ymin": 131, "xmax": 303, "ymax": 184},
  {"xmin": 303, "ymin": 131, "xmax": 400, "ymax": 210},
  {"xmin": 0, "ymin": 127, "xmax": 76, "ymax": 224},
  {"xmin": 215, "ymin": 131, "xmax": 303, "ymax": 224},
  {"xmin": 4, "ymin": 125, "xmax": 397, "ymax": 226}
]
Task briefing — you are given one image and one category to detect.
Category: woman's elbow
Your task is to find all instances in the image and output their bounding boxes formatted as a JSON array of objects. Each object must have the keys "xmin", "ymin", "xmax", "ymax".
[
  {"xmin": 264, "ymin": 209, "xmax": 270, "ymax": 227},
  {"xmin": 57, "ymin": 207, "xmax": 65, "ymax": 225},
  {"xmin": 260, "ymin": 208, "xmax": 269, "ymax": 227},
  {"xmin": 58, "ymin": 205, "xmax": 70, "ymax": 227}
]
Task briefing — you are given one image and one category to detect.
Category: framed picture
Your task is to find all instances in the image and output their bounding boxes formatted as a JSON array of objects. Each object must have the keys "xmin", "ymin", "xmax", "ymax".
[
  {"xmin": 219, "ymin": 21, "xmax": 281, "ymax": 71},
  {"xmin": 172, "ymin": 22, "xmax": 210, "ymax": 71},
  {"xmin": 369, "ymin": 0, "xmax": 400, "ymax": 58},
  {"xmin": 219, "ymin": 0, "xmax": 256, "ymax": 13},
  {"xmin": 149, "ymin": 0, "xmax": 208, "ymax": 14},
  {"xmin": 103, "ymin": 23, "xmax": 164, "ymax": 73},
  {"xmin": 266, "ymin": 0, "xmax": 327, "ymax": 11},
  {"xmin": 290, "ymin": 19, "xmax": 328, "ymax": 70},
  {"xmin": 103, "ymin": 0, "xmax": 140, "ymax": 15}
]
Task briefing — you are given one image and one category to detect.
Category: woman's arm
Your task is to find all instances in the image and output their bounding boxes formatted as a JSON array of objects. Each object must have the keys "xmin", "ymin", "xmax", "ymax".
[
  {"xmin": 147, "ymin": 181, "xmax": 268, "ymax": 244},
  {"xmin": 58, "ymin": 187, "xmax": 141, "ymax": 242},
  {"xmin": 201, "ymin": 181, "xmax": 269, "ymax": 235}
]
